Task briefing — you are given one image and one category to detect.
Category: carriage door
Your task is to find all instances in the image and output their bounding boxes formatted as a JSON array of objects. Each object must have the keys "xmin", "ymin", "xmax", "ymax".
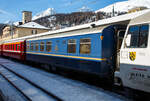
[
  {"xmin": 125, "ymin": 24, "xmax": 149, "ymax": 64},
  {"xmin": 116, "ymin": 30, "xmax": 125, "ymax": 70},
  {"xmin": 120, "ymin": 24, "xmax": 150, "ymax": 91}
]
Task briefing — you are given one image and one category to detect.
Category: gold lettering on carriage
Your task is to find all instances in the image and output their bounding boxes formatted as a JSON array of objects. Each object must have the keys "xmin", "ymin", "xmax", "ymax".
[{"xmin": 129, "ymin": 52, "xmax": 136, "ymax": 61}]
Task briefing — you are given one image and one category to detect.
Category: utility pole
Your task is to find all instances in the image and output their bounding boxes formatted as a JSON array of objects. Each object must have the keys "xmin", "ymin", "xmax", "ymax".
[
  {"xmin": 112, "ymin": 4, "xmax": 115, "ymax": 17},
  {"xmin": 10, "ymin": 21, "xmax": 14, "ymax": 39}
]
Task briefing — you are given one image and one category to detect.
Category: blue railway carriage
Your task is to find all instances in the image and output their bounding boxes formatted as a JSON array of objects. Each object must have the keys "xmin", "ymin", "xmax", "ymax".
[{"xmin": 26, "ymin": 24, "xmax": 126, "ymax": 80}]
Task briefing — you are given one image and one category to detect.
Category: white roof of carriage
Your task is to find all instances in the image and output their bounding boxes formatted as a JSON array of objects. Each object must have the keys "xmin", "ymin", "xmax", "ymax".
[
  {"xmin": 18, "ymin": 22, "xmax": 50, "ymax": 29},
  {"xmin": 4, "ymin": 9, "xmax": 150, "ymax": 43}
]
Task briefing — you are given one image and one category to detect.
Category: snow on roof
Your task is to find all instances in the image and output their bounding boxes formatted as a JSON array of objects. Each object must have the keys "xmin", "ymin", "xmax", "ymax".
[
  {"xmin": 129, "ymin": 10, "xmax": 150, "ymax": 25},
  {"xmin": 4, "ymin": 9, "xmax": 150, "ymax": 43},
  {"xmin": 18, "ymin": 22, "xmax": 50, "ymax": 29},
  {"xmin": 95, "ymin": 9, "xmax": 150, "ymax": 26}
]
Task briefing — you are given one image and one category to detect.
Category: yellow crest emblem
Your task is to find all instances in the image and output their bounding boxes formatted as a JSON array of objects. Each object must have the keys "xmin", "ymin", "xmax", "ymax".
[{"xmin": 129, "ymin": 52, "xmax": 136, "ymax": 61}]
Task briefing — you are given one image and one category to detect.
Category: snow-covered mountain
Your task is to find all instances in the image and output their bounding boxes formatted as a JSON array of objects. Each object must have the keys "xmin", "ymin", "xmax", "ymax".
[
  {"xmin": 32, "ymin": 8, "xmax": 56, "ymax": 20},
  {"xmin": 4, "ymin": 20, "xmax": 14, "ymax": 24},
  {"xmin": 79, "ymin": 6, "xmax": 92, "ymax": 12},
  {"xmin": 96, "ymin": 0, "xmax": 150, "ymax": 13}
]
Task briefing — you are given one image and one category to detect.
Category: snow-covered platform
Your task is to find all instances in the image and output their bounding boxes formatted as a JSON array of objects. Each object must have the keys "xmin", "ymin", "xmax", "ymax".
[{"xmin": 0, "ymin": 58, "xmax": 128, "ymax": 101}]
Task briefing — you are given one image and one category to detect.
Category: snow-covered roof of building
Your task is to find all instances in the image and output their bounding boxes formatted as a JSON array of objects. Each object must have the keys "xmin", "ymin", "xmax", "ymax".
[{"xmin": 18, "ymin": 22, "xmax": 50, "ymax": 29}]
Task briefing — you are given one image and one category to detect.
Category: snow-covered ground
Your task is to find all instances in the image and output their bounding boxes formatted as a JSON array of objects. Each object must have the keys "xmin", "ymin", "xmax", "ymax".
[{"xmin": 0, "ymin": 58, "xmax": 129, "ymax": 101}]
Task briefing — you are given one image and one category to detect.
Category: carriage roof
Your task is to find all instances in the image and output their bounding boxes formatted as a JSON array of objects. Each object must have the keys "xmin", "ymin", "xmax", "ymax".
[{"xmin": 129, "ymin": 10, "xmax": 150, "ymax": 25}]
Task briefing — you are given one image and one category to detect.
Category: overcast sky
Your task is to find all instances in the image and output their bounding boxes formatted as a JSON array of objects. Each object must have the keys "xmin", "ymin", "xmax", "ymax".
[{"xmin": 0, "ymin": 0, "xmax": 125, "ymax": 23}]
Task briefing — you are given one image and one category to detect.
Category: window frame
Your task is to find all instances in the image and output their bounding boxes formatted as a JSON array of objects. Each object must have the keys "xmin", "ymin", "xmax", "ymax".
[
  {"xmin": 67, "ymin": 39, "xmax": 76, "ymax": 53},
  {"xmin": 79, "ymin": 38, "xmax": 91, "ymax": 54},
  {"xmin": 126, "ymin": 24, "xmax": 149, "ymax": 48},
  {"xmin": 16, "ymin": 44, "xmax": 18, "ymax": 51},
  {"xmin": 26, "ymin": 42, "xmax": 30, "ymax": 51},
  {"xmin": 30, "ymin": 42, "xmax": 34, "ymax": 51},
  {"xmin": 35, "ymin": 42, "xmax": 39, "ymax": 51},
  {"xmin": 40, "ymin": 42, "xmax": 45, "ymax": 51},
  {"xmin": 18, "ymin": 44, "xmax": 20, "ymax": 51},
  {"xmin": 46, "ymin": 41, "xmax": 52, "ymax": 52}
]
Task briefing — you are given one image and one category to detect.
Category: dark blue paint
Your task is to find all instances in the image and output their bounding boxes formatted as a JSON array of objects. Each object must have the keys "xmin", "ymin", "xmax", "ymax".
[{"xmin": 26, "ymin": 25, "xmax": 121, "ymax": 78}]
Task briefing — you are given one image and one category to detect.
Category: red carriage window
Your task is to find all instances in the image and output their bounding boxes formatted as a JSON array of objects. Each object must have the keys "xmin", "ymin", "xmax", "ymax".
[
  {"xmin": 13, "ymin": 45, "xmax": 15, "ymax": 50},
  {"xmin": 16, "ymin": 44, "xmax": 18, "ymax": 51},
  {"xmin": 18, "ymin": 44, "xmax": 20, "ymax": 50}
]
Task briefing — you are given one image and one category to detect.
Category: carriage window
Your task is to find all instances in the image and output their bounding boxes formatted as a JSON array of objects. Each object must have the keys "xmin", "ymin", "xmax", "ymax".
[
  {"xmin": 127, "ymin": 24, "xmax": 149, "ymax": 48},
  {"xmin": 67, "ymin": 39, "xmax": 76, "ymax": 53},
  {"xmin": 127, "ymin": 26, "xmax": 139, "ymax": 48},
  {"xmin": 35, "ymin": 43, "xmax": 39, "ymax": 51},
  {"xmin": 16, "ymin": 44, "xmax": 18, "ymax": 50},
  {"xmin": 80, "ymin": 38, "xmax": 91, "ymax": 54},
  {"xmin": 18, "ymin": 44, "xmax": 20, "ymax": 50},
  {"xmin": 139, "ymin": 25, "xmax": 149, "ymax": 48},
  {"xmin": 40, "ymin": 42, "xmax": 44, "ymax": 51},
  {"xmin": 30, "ymin": 43, "xmax": 34, "ymax": 51},
  {"xmin": 46, "ymin": 41, "xmax": 52, "ymax": 52},
  {"xmin": 13, "ymin": 45, "xmax": 15, "ymax": 50},
  {"xmin": 26, "ymin": 43, "xmax": 30, "ymax": 51},
  {"xmin": 118, "ymin": 31, "xmax": 125, "ymax": 50}
]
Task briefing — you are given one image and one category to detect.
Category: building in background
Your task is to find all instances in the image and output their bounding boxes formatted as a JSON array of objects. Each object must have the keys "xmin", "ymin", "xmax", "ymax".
[
  {"xmin": 0, "ymin": 11, "xmax": 50, "ymax": 41},
  {"xmin": 0, "ymin": 24, "xmax": 7, "ymax": 42},
  {"xmin": 128, "ymin": 6, "xmax": 148, "ymax": 13},
  {"xmin": 22, "ymin": 11, "xmax": 32, "ymax": 24}
]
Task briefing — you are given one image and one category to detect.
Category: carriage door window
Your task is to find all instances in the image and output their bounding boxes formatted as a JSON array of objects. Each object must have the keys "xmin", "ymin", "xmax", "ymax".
[
  {"xmin": 67, "ymin": 39, "xmax": 76, "ymax": 53},
  {"xmin": 138, "ymin": 25, "xmax": 149, "ymax": 48},
  {"xmin": 126, "ymin": 24, "xmax": 149, "ymax": 48},
  {"xmin": 40, "ymin": 42, "xmax": 44, "ymax": 51},
  {"xmin": 117, "ymin": 30, "xmax": 125, "ymax": 50},
  {"xmin": 127, "ymin": 25, "xmax": 140, "ymax": 48},
  {"xmin": 80, "ymin": 38, "xmax": 91, "ymax": 54}
]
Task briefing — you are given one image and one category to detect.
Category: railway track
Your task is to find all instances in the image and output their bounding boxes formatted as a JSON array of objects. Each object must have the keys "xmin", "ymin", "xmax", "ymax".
[
  {"xmin": 0, "ymin": 58, "xmax": 130, "ymax": 101},
  {"xmin": 0, "ymin": 64, "xmax": 63, "ymax": 101}
]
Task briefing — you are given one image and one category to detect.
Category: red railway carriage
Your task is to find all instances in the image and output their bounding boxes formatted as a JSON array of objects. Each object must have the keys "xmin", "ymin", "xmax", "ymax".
[
  {"xmin": 3, "ymin": 40, "xmax": 26, "ymax": 61},
  {"xmin": 0, "ymin": 44, "xmax": 3, "ymax": 56}
]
